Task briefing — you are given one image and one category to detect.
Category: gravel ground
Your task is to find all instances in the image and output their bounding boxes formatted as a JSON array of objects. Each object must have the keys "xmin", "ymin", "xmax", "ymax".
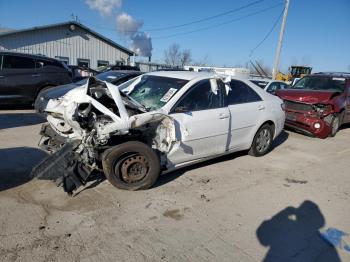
[{"xmin": 0, "ymin": 109, "xmax": 349, "ymax": 262}]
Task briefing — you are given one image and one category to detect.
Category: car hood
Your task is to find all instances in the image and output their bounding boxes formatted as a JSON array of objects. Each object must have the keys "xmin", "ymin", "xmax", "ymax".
[
  {"xmin": 43, "ymin": 80, "xmax": 87, "ymax": 100},
  {"xmin": 276, "ymin": 89, "xmax": 341, "ymax": 104}
]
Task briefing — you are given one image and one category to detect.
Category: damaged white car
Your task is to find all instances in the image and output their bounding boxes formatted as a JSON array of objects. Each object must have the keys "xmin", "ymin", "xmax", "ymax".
[{"xmin": 32, "ymin": 71, "xmax": 285, "ymax": 194}]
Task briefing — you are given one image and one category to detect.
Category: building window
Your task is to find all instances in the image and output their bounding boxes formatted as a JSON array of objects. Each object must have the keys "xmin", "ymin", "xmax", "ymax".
[
  {"xmin": 77, "ymin": 58, "xmax": 90, "ymax": 68},
  {"xmin": 115, "ymin": 60, "xmax": 124, "ymax": 66},
  {"xmin": 55, "ymin": 56, "xmax": 69, "ymax": 65},
  {"xmin": 97, "ymin": 60, "xmax": 109, "ymax": 67}
]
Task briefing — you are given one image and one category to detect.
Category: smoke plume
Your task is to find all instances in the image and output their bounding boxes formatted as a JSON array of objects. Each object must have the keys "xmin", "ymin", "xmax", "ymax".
[
  {"xmin": 116, "ymin": 12, "xmax": 152, "ymax": 57},
  {"xmin": 85, "ymin": 0, "xmax": 152, "ymax": 57},
  {"xmin": 85, "ymin": 0, "xmax": 122, "ymax": 16}
]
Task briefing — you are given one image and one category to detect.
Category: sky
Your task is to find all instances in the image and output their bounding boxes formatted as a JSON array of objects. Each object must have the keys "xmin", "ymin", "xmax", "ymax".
[{"xmin": 0, "ymin": 0, "xmax": 349, "ymax": 73}]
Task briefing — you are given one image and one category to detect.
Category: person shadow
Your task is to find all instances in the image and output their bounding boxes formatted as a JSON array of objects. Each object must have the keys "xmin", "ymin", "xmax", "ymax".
[{"xmin": 256, "ymin": 200, "xmax": 341, "ymax": 262}]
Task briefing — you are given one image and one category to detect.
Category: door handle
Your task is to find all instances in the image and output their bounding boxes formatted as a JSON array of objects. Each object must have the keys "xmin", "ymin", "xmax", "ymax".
[
  {"xmin": 219, "ymin": 113, "xmax": 229, "ymax": 119},
  {"xmin": 258, "ymin": 105, "xmax": 265, "ymax": 111},
  {"xmin": 32, "ymin": 74, "xmax": 40, "ymax": 77},
  {"xmin": 0, "ymin": 75, "xmax": 4, "ymax": 78}
]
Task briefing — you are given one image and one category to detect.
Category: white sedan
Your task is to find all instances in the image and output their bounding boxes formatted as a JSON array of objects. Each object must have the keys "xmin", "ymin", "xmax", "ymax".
[
  {"xmin": 250, "ymin": 78, "xmax": 289, "ymax": 95},
  {"xmin": 33, "ymin": 71, "xmax": 285, "ymax": 194}
]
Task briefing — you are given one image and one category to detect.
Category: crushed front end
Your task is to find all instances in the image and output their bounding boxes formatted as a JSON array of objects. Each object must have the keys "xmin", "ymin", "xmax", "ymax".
[
  {"xmin": 32, "ymin": 77, "xmax": 176, "ymax": 194},
  {"xmin": 283, "ymin": 100, "xmax": 335, "ymax": 138}
]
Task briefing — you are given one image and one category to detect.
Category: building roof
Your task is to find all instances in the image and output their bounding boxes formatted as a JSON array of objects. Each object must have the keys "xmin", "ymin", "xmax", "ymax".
[{"xmin": 0, "ymin": 21, "xmax": 134, "ymax": 56}]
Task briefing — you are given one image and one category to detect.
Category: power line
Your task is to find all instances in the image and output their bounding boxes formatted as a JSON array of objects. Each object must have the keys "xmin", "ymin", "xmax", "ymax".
[
  {"xmin": 152, "ymin": 3, "xmax": 283, "ymax": 40},
  {"xmin": 81, "ymin": 0, "xmax": 269, "ymax": 32},
  {"xmin": 144, "ymin": 0, "xmax": 266, "ymax": 32},
  {"xmin": 249, "ymin": 8, "xmax": 284, "ymax": 57}
]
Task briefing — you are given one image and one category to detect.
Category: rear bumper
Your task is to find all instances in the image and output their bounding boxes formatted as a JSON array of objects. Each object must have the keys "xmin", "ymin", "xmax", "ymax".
[{"xmin": 284, "ymin": 112, "xmax": 331, "ymax": 139}]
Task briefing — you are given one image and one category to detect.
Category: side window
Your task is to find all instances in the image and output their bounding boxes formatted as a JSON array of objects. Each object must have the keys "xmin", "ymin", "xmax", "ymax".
[
  {"xmin": 35, "ymin": 59, "xmax": 63, "ymax": 69},
  {"xmin": 227, "ymin": 80, "xmax": 262, "ymax": 105},
  {"xmin": 3, "ymin": 55, "xmax": 35, "ymax": 69},
  {"xmin": 279, "ymin": 83, "xmax": 288, "ymax": 89},
  {"xmin": 266, "ymin": 82, "xmax": 279, "ymax": 94},
  {"xmin": 174, "ymin": 80, "xmax": 222, "ymax": 112}
]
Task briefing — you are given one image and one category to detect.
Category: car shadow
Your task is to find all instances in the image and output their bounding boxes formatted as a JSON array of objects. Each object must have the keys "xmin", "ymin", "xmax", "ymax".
[
  {"xmin": 0, "ymin": 112, "xmax": 45, "ymax": 130},
  {"xmin": 256, "ymin": 200, "xmax": 340, "ymax": 262},
  {"xmin": 154, "ymin": 151, "xmax": 248, "ymax": 188},
  {"xmin": 155, "ymin": 131, "xmax": 289, "ymax": 188},
  {"xmin": 272, "ymin": 130, "xmax": 289, "ymax": 149},
  {"xmin": 340, "ymin": 122, "xmax": 350, "ymax": 131},
  {"xmin": 0, "ymin": 147, "xmax": 48, "ymax": 191}
]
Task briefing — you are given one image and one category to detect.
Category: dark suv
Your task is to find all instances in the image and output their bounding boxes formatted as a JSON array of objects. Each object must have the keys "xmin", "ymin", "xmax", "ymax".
[{"xmin": 0, "ymin": 52, "xmax": 72, "ymax": 105}]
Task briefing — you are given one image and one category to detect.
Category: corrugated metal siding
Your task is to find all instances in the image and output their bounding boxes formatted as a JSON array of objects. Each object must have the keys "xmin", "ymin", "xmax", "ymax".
[{"xmin": 0, "ymin": 25, "xmax": 131, "ymax": 69}]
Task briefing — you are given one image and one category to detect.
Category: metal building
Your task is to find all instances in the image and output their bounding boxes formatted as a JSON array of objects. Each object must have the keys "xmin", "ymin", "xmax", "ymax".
[{"xmin": 0, "ymin": 21, "xmax": 134, "ymax": 69}]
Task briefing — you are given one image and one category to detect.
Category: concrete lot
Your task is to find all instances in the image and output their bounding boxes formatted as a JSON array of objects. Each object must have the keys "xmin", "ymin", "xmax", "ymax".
[{"xmin": 0, "ymin": 109, "xmax": 349, "ymax": 262}]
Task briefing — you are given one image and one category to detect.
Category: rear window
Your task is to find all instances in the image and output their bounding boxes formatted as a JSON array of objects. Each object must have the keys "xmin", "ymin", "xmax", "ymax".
[{"xmin": 3, "ymin": 55, "xmax": 35, "ymax": 69}]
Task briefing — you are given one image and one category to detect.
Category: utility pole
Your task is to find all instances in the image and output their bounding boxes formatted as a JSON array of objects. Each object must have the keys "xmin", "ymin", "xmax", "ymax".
[{"xmin": 272, "ymin": 0, "xmax": 290, "ymax": 79}]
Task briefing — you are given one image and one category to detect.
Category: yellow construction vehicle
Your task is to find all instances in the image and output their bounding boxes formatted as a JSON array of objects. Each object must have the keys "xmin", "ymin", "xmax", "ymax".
[{"xmin": 276, "ymin": 66, "xmax": 312, "ymax": 83}]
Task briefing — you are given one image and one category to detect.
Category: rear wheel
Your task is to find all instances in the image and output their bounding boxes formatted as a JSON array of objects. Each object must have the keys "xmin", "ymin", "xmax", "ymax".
[
  {"xmin": 249, "ymin": 124, "xmax": 273, "ymax": 157},
  {"xmin": 102, "ymin": 141, "xmax": 160, "ymax": 190}
]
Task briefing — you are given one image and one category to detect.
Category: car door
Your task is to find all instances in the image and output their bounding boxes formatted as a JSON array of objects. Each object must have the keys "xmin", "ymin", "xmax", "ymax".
[
  {"xmin": 226, "ymin": 80, "xmax": 266, "ymax": 150},
  {"xmin": 0, "ymin": 54, "xmax": 37, "ymax": 103},
  {"xmin": 167, "ymin": 79, "xmax": 230, "ymax": 165}
]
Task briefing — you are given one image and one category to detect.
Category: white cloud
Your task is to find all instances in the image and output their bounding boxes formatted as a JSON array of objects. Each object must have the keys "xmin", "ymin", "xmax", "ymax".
[
  {"xmin": 85, "ymin": 0, "xmax": 122, "ymax": 16},
  {"xmin": 116, "ymin": 12, "xmax": 143, "ymax": 36}
]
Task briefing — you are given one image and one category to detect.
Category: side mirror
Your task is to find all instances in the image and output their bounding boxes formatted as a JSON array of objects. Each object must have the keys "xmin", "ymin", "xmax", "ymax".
[{"xmin": 174, "ymin": 106, "xmax": 188, "ymax": 113}]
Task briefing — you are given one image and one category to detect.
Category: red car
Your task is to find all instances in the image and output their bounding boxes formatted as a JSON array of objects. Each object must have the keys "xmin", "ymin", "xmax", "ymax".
[{"xmin": 276, "ymin": 72, "xmax": 350, "ymax": 138}]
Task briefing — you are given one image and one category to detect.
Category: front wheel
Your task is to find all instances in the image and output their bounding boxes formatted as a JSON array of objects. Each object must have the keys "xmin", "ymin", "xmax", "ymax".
[
  {"xmin": 102, "ymin": 141, "xmax": 160, "ymax": 190},
  {"xmin": 249, "ymin": 124, "xmax": 274, "ymax": 157},
  {"xmin": 329, "ymin": 114, "xmax": 340, "ymax": 137}
]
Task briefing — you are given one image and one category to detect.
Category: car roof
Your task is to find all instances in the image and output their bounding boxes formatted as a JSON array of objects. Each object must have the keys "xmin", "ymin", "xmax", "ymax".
[
  {"xmin": 249, "ymin": 78, "xmax": 272, "ymax": 82},
  {"xmin": 146, "ymin": 70, "xmax": 215, "ymax": 81},
  {"xmin": 312, "ymin": 72, "xmax": 350, "ymax": 78},
  {"xmin": 106, "ymin": 70, "xmax": 142, "ymax": 75},
  {"xmin": 0, "ymin": 51, "xmax": 59, "ymax": 61}
]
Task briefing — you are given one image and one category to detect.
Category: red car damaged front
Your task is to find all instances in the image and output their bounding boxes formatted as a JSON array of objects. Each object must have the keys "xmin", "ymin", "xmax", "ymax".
[{"xmin": 276, "ymin": 74, "xmax": 350, "ymax": 138}]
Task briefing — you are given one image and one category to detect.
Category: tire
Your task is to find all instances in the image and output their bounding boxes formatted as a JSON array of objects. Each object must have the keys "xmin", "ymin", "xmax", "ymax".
[
  {"xmin": 102, "ymin": 141, "xmax": 160, "ymax": 190},
  {"xmin": 248, "ymin": 124, "xmax": 274, "ymax": 157},
  {"xmin": 329, "ymin": 114, "xmax": 340, "ymax": 137}
]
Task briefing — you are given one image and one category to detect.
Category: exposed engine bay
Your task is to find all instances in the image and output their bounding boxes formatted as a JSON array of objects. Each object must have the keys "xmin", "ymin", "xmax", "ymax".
[{"xmin": 32, "ymin": 77, "xmax": 176, "ymax": 194}]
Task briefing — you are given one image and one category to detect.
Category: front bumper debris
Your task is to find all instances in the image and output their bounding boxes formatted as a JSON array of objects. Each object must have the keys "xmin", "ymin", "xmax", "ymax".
[
  {"xmin": 284, "ymin": 111, "xmax": 332, "ymax": 139},
  {"xmin": 31, "ymin": 142, "xmax": 92, "ymax": 195}
]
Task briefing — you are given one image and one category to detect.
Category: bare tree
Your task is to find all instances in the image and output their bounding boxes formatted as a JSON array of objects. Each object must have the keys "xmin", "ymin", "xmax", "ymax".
[
  {"xmin": 164, "ymin": 43, "xmax": 192, "ymax": 67},
  {"xmin": 180, "ymin": 49, "xmax": 192, "ymax": 67},
  {"xmin": 192, "ymin": 55, "xmax": 210, "ymax": 67},
  {"xmin": 164, "ymin": 43, "xmax": 181, "ymax": 66}
]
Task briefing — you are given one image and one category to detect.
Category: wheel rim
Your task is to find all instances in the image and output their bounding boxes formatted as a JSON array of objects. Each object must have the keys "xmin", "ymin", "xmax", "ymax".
[
  {"xmin": 115, "ymin": 153, "xmax": 149, "ymax": 183},
  {"xmin": 332, "ymin": 117, "xmax": 339, "ymax": 134},
  {"xmin": 256, "ymin": 128, "xmax": 271, "ymax": 153}
]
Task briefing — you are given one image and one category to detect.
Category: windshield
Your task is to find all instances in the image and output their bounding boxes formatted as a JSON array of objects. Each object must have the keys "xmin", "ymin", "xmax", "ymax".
[
  {"xmin": 126, "ymin": 75, "xmax": 189, "ymax": 111},
  {"xmin": 250, "ymin": 80, "xmax": 269, "ymax": 89},
  {"xmin": 292, "ymin": 76, "xmax": 346, "ymax": 92},
  {"xmin": 96, "ymin": 71, "xmax": 125, "ymax": 82}
]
